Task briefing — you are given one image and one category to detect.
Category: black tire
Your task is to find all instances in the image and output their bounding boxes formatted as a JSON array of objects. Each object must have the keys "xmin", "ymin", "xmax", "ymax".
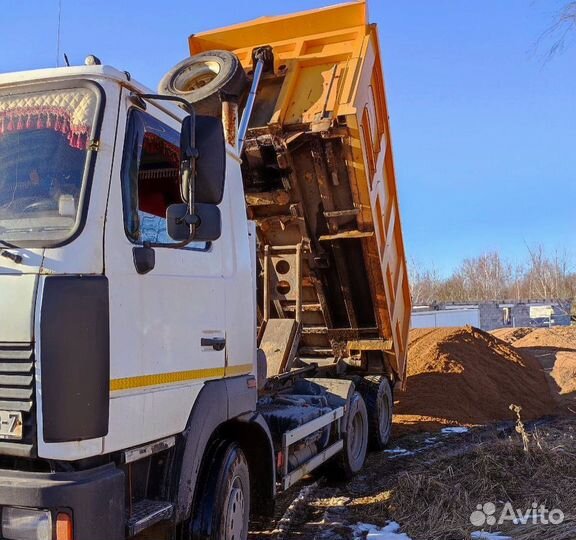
[
  {"xmin": 189, "ymin": 441, "xmax": 251, "ymax": 540},
  {"xmin": 358, "ymin": 376, "xmax": 393, "ymax": 451},
  {"xmin": 159, "ymin": 51, "xmax": 247, "ymax": 116},
  {"xmin": 326, "ymin": 391, "xmax": 368, "ymax": 481}
]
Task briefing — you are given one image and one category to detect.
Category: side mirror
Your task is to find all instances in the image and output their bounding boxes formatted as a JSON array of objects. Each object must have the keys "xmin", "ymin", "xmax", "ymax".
[
  {"xmin": 137, "ymin": 94, "xmax": 226, "ymax": 205},
  {"xmin": 166, "ymin": 203, "xmax": 222, "ymax": 242},
  {"xmin": 180, "ymin": 115, "xmax": 226, "ymax": 206}
]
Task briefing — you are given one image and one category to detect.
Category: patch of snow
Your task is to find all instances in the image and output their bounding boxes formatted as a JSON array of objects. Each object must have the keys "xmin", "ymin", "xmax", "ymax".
[
  {"xmin": 471, "ymin": 532, "xmax": 512, "ymax": 540},
  {"xmin": 384, "ymin": 448, "xmax": 415, "ymax": 458},
  {"xmin": 424, "ymin": 437, "xmax": 437, "ymax": 444},
  {"xmin": 441, "ymin": 426, "xmax": 469, "ymax": 434},
  {"xmin": 352, "ymin": 521, "xmax": 412, "ymax": 540}
]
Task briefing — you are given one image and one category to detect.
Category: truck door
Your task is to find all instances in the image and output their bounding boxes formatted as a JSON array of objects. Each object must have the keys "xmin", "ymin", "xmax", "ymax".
[{"xmin": 103, "ymin": 100, "xmax": 227, "ymax": 452}]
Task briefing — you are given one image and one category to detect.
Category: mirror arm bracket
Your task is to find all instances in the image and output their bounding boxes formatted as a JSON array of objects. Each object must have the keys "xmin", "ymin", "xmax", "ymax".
[
  {"xmin": 138, "ymin": 93, "xmax": 195, "ymax": 116},
  {"xmin": 179, "ymin": 214, "xmax": 201, "ymax": 227}
]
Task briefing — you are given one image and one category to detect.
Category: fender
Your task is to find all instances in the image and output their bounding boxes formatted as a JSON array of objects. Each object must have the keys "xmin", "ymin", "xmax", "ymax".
[
  {"xmin": 174, "ymin": 375, "xmax": 275, "ymax": 522},
  {"xmin": 223, "ymin": 411, "xmax": 276, "ymax": 517}
]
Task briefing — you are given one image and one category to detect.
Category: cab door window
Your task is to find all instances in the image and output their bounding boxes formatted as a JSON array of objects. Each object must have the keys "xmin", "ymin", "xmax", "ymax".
[{"xmin": 121, "ymin": 109, "xmax": 197, "ymax": 246}]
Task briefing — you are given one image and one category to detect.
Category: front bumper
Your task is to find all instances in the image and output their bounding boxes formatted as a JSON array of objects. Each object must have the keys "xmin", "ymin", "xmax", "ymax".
[{"xmin": 0, "ymin": 464, "xmax": 124, "ymax": 540}]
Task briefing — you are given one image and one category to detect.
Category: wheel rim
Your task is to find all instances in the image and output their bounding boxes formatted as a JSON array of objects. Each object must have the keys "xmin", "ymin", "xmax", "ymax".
[
  {"xmin": 224, "ymin": 475, "xmax": 246, "ymax": 540},
  {"xmin": 178, "ymin": 61, "xmax": 221, "ymax": 92},
  {"xmin": 349, "ymin": 409, "xmax": 365, "ymax": 462}
]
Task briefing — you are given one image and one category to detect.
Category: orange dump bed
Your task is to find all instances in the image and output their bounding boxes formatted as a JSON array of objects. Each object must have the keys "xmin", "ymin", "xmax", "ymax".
[{"xmin": 191, "ymin": 1, "xmax": 411, "ymax": 385}]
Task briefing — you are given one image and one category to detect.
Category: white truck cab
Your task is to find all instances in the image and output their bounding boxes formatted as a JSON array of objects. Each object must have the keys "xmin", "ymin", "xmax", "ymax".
[{"xmin": 0, "ymin": 65, "xmax": 262, "ymax": 539}]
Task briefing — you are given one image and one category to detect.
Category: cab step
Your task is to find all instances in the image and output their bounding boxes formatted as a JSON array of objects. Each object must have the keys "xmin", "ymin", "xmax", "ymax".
[{"xmin": 126, "ymin": 500, "xmax": 173, "ymax": 537}]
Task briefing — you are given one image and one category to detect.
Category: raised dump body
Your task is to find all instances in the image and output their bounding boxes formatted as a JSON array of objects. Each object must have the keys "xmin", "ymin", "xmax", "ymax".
[{"xmin": 190, "ymin": 1, "xmax": 411, "ymax": 386}]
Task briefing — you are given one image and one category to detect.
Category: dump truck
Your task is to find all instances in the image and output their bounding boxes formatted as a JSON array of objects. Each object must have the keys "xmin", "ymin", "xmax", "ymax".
[{"xmin": 0, "ymin": 2, "xmax": 410, "ymax": 539}]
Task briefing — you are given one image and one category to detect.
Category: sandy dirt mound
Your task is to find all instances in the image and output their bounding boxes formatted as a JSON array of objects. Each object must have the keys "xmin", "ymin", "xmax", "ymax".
[
  {"xmin": 393, "ymin": 326, "xmax": 556, "ymax": 433},
  {"xmin": 513, "ymin": 326, "xmax": 576, "ymax": 350},
  {"xmin": 551, "ymin": 352, "xmax": 576, "ymax": 395},
  {"xmin": 500, "ymin": 326, "xmax": 576, "ymax": 405},
  {"xmin": 491, "ymin": 326, "xmax": 535, "ymax": 343}
]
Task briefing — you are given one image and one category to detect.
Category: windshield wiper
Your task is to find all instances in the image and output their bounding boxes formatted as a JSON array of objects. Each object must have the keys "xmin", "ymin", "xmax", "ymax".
[{"xmin": 0, "ymin": 241, "xmax": 23, "ymax": 265}]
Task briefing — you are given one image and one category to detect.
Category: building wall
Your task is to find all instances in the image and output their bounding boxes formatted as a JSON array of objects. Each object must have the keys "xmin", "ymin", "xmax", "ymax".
[
  {"xmin": 411, "ymin": 308, "xmax": 480, "ymax": 329},
  {"xmin": 478, "ymin": 303, "xmax": 507, "ymax": 331},
  {"xmin": 479, "ymin": 301, "xmax": 572, "ymax": 331},
  {"xmin": 412, "ymin": 301, "xmax": 572, "ymax": 331}
]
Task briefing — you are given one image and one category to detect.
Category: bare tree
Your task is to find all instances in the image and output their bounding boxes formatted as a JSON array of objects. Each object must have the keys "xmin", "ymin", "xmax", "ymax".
[
  {"xmin": 437, "ymin": 274, "xmax": 467, "ymax": 303},
  {"xmin": 408, "ymin": 258, "xmax": 442, "ymax": 306},
  {"xmin": 408, "ymin": 247, "xmax": 575, "ymax": 303},
  {"xmin": 510, "ymin": 263, "xmax": 526, "ymax": 301},
  {"xmin": 540, "ymin": 2, "xmax": 576, "ymax": 59},
  {"xmin": 453, "ymin": 252, "xmax": 512, "ymax": 301},
  {"xmin": 524, "ymin": 245, "xmax": 573, "ymax": 299}
]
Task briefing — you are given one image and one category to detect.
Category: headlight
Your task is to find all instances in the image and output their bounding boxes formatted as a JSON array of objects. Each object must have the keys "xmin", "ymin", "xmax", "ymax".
[{"xmin": 2, "ymin": 507, "xmax": 52, "ymax": 540}]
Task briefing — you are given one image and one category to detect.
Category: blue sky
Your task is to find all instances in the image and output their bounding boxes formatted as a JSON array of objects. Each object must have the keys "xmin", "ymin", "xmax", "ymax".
[{"xmin": 1, "ymin": 0, "xmax": 574, "ymax": 275}]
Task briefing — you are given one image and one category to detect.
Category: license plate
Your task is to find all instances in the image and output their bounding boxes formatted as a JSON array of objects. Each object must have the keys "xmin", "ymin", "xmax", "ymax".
[{"xmin": 0, "ymin": 411, "xmax": 23, "ymax": 440}]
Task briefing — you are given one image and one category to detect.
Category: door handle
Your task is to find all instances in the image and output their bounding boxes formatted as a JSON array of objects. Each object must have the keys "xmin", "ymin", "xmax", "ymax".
[{"xmin": 201, "ymin": 337, "xmax": 226, "ymax": 351}]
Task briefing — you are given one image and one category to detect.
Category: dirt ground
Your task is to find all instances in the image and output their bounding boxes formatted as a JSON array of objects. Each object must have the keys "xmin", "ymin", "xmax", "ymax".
[
  {"xmin": 249, "ymin": 326, "xmax": 576, "ymax": 540},
  {"xmin": 250, "ymin": 416, "xmax": 576, "ymax": 540}
]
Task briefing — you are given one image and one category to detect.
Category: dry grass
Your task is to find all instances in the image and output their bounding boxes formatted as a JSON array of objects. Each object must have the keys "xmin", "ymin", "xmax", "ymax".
[
  {"xmin": 250, "ymin": 417, "xmax": 576, "ymax": 540},
  {"xmin": 379, "ymin": 419, "xmax": 576, "ymax": 539}
]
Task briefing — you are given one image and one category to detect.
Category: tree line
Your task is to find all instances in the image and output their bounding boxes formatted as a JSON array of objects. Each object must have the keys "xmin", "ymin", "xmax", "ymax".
[{"xmin": 409, "ymin": 247, "xmax": 576, "ymax": 305}]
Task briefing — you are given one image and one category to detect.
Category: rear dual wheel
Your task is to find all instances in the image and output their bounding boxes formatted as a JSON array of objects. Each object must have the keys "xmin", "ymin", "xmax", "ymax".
[
  {"xmin": 324, "ymin": 377, "xmax": 393, "ymax": 481},
  {"xmin": 359, "ymin": 376, "xmax": 393, "ymax": 451},
  {"xmin": 325, "ymin": 391, "xmax": 369, "ymax": 480}
]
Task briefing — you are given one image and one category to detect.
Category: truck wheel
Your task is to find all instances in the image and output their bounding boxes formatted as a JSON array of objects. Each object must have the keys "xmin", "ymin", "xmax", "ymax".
[
  {"xmin": 326, "ymin": 392, "xmax": 368, "ymax": 480},
  {"xmin": 189, "ymin": 441, "xmax": 251, "ymax": 540},
  {"xmin": 360, "ymin": 376, "xmax": 393, "ymax": 450},
  {"xmin": 159, "ymin": 51, "xmax": 247, "ymax": 116}
]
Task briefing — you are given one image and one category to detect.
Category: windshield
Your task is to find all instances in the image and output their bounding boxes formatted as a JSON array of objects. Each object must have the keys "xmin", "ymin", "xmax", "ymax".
[{"xmin": 0, "ymin": 85, "xmax": 100, "ymax": 246}]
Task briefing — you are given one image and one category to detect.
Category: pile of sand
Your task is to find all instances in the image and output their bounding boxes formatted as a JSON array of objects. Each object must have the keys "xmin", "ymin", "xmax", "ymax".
[
  {"xmin": 394, "ymin": 326, "xmax": 556, "ymax": 433},
  {"xmin": 490, "ymin": 326, "xmax": 534, "ymax": 344},
  {"xmin": 506, "ymin": 326, "xmax": 576, "ymax": 350},
  {"xmin": 496, "ymin": 326, "xmax": 576, "ymax": 399}
]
